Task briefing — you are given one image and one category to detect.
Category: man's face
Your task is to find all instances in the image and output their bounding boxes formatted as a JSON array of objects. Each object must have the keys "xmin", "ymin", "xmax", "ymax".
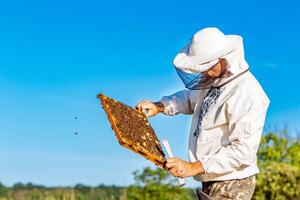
[{"xmin": 203, "ymin": 62, "xmax": 222, "ymax": 78}]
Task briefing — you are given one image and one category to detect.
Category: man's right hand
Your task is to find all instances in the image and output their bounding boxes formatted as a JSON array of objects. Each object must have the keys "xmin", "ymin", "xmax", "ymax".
[{"xmin": 135, "ymin": 100, "xmax": 164, "ymax": 117}]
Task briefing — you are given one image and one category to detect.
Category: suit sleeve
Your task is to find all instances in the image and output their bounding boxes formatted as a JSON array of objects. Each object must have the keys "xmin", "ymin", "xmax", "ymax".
[{"xmin": 160, "ymin": 90, "xmax": 198, "ymax": 115}]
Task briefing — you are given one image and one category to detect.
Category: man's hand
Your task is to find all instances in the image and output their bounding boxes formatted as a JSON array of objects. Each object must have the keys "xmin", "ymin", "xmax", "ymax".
[
  {"xmin": 135, "ymin": 100, "xmax": 164, "ymax": 117},
  {"xmin": 165, "ymin": 157, "xmax": 205, "ymax": 178}
]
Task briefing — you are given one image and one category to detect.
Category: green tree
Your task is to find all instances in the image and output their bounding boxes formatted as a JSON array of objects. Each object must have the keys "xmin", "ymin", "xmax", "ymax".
[
  {"xmin": 0, "ymin": 182, "xmax": 9, "ymax": 198},
  {"xmin": 254, "ymin": 131, "xmax": 300, "ymax": 199},
  {"xmin": 128, "ymin": 167, "xmax": 195, "ymax": 200},
  {"xmin": 12, "ymin": 182, "xmax": 27, "ymax": 190},
  {"xmin": 74, "ymin": 183, "xmax": 91, "ymax": 193}
]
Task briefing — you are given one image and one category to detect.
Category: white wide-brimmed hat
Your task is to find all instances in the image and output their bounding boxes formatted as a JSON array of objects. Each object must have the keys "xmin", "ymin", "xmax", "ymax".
[{"xmin": 173, "ymin": 27, "xmax": 240, "ymax": 73}]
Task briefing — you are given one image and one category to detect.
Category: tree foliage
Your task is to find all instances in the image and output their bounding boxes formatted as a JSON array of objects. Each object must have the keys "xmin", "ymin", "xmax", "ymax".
[
  {"xmin": 0, "ymin": 182, "xmax": 9, "ymax": 198},
  {"xmin": 127, "ymin": 167, "xmax": 195, "ymax": 200},
  {"xmin": 254, "ymin": 131, "xmax": 300, "ymax": 199}
]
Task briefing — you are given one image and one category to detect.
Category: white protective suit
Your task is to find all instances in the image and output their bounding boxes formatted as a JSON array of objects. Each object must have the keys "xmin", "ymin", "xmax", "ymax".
[{"xmin": 160, "ymin": 35, "xmax": 270, "ymax": 182}]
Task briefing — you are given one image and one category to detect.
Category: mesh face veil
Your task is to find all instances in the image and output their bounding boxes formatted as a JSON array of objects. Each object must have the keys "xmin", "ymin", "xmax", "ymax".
[
  {"xmin": 176, "ymin": 66, "xmax": 212, "ymax": 90},
  {"xmin": 175, "ymin": 59, "xmax": 234, "ymax": 90}
]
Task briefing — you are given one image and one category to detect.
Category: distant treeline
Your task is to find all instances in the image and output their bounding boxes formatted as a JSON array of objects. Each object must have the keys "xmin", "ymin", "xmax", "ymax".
[
  {"xmin": 0, "ymin": 181, "xmax": 195, "ymax": 200},
  {"xmin": 0, "ymin": 182, "xmax": 129, "ymax": 200},
  {"xmin": 0, "ymin": 131, "xmax": 299, "ymax": 200}
]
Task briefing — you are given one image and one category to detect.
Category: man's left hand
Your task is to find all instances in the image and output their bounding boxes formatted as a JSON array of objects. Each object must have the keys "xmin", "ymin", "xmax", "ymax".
[{"xmin": 165, "ymin": 157, "xmax": 205, "ymax": 178}]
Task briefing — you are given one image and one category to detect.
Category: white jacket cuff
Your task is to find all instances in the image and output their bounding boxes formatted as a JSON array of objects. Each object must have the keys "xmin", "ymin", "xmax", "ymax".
[{"xmin": 160, "ymin": 97, "xmax": 178, "ymax": 116}]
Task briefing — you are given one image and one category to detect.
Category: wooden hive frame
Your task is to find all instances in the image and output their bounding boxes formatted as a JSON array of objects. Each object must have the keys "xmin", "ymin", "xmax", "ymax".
[{"xmin": 98, "ymin": 93, "xmax": 166, "ymax": 168}]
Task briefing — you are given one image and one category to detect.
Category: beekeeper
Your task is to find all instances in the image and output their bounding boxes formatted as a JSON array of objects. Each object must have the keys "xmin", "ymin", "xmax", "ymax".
[{"xmin": 136, "ymin": 27, "xmax": 270, "ymax": 199}]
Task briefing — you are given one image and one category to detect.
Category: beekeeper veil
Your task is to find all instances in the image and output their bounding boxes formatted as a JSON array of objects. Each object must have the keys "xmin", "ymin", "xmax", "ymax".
[{"xmin": 173, "ymin": 27, "xmax": 249, "ymax": 90}]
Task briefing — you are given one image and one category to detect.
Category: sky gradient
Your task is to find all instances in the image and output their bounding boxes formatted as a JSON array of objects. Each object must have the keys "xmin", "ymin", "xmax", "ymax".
[{"xmin": 0, "ymin": 0, "xmax": 300, "ymax": 188}]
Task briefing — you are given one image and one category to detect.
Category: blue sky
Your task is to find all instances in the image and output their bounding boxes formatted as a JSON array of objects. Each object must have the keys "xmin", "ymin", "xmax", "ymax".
[{"xmin": 0, "ymin": 0, "xmax": 299, "ymax": 188}]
